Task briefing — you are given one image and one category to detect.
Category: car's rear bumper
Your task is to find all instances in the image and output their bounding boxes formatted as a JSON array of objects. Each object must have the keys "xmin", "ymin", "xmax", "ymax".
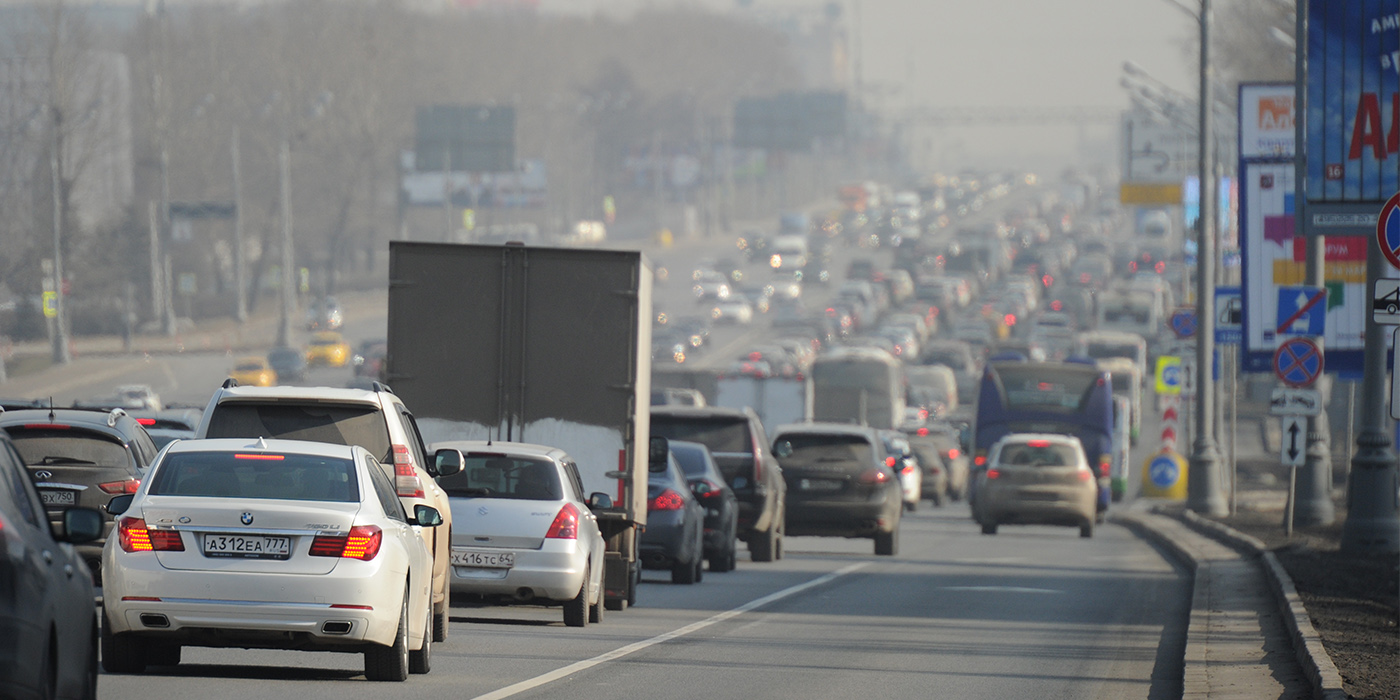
[
  {"xmin": 639, "ymin": 513, "xmax": 695, "ymax": 568},
  {"xmin": 786, "ymin": 498, "xmax": 897, "ymax": 537},
  {"xmin": 983, "ymin": 486, "xmax": 1096, "ymax": 525},
  {"xmin": 448, "ymin": 540, "xmax": 587, "ymax": 602}
]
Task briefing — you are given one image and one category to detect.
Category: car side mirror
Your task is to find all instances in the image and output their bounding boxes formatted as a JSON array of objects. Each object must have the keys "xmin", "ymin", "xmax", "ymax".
[
  {"xmin": 61, "ymin": 507, "xmax": 104, "ymax": 544},
  {"xmin": 106, "ymin": 494, "xmax": 134, "ymax": 516},
  {"xmin": 412, "ymin": 505, "xmax": 443, "ymax": 527},
  {"xmin": 434, "ymin": 448, "xmax": 463, "ymax": 478},
  {"xmin": 588, "ymin": 492, "xmax": 613, "ymax": 510},
  {"xmin": 648, "ymin": 436, "xmax": 669, "ymax": 466}
]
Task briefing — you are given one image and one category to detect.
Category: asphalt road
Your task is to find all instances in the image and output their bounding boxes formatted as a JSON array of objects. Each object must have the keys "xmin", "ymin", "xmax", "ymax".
[{"xmin": 95, "ymin": 507, "xmax": 1186, "ymax": 700}]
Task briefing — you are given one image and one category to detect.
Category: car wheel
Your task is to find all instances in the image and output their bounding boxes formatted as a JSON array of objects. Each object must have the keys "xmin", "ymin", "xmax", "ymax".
[
  {"xmin": 929, "ymin": 488, "xmax": 944, "ymax": 507},
  {"xmin": 671, "ymin": 555, "xmax": 699, "ymax": 584},
  {"xmin": 694, "ymin": 553, "xmax": 704, "ymax": 583},
  {"xmin": 433, "ymin": 603, "xmax": 448, "ymax": 644},
  {"xmin": 409, "ymin": 600, "xmax": 432, "ymax": 674},
  {"xmin": 749, "ymin": 524, "xmax": 778, "ymax": 562},
  {"xmin": 147, "ymin": 641, "xmax": 181, "ymax": 667},
  {"xmin": 364, "ymin": 586, "xmax": 410, "ymax": 681},
  {"xmin": 589, "ymin": 574, "xmax": 606, "ymax": 624},
  {"xmin": 981, "ymin": 521, "xmax": 998, "ymax": 535},
  {"xmin": 80, "ymin": 618, "xmax": 98, "ymax": 700},
  {"xmin": 904, "ymin": 499, "xmax": 917, "ymax": 513},
  {"xmin": 563, "ymin": 566, "xmax": 590, "ymax": 627},
  {"xmin": 708, "ymin": 544, "xmax": 735, "ymax": 573},
  {"xmin": 874, "ymin": 527, "xmax": 898, "ymax": 556},
  {"xmin": 1080, "ymin": 520, "xmax": 1094, "ymax": 539},
  {"xmin": 100, "ymin": 611, "xmax": 147, "ymax": 674}
]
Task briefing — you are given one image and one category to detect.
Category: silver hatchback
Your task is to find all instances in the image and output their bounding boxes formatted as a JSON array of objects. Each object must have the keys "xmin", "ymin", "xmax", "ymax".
[{"xmin": 431, "ymin": 441, "xmax": 607, "ymax": 627}]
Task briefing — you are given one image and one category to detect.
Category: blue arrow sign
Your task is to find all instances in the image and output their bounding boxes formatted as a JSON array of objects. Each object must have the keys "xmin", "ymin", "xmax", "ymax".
[{"xmin": 1276, "ymin": 286, "xmax": 1326, "ymax": 336}]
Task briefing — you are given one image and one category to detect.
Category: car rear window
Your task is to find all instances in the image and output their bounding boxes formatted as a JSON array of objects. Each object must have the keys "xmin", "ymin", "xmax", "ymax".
[
  {"xmin": 668, "ymin": 443, "xmax": 711, "ymax": 478},
  {"xmin": 774, "ymin": 433, "xmax": 874, "ymax": 467},
  {"xmin": 650, "ymin": 416, "xmax": 751, "ymax": 454},
  {"xmin": 996, "ymin": 443, "xmax": 1079, "ymax": 468},
  {"xmin": 438, "ymin": 455, "xmax": 561, "ymax": 501},
  {"xmin": 205, "ymin": 403, "xmax": 392, "ymax": 462},
  {"xmin": 148, "ymin": 451, "xmax": 359, "ymax": 502},
  {"xmin": 6, "ymin": 427, "xmax": 129, "ymax": 468}
]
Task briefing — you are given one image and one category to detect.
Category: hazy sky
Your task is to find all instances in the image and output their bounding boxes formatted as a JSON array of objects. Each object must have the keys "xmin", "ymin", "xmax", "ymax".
[{"xmin": 541, "ymin": 0, "xmax": 1201, "ymax": 171}]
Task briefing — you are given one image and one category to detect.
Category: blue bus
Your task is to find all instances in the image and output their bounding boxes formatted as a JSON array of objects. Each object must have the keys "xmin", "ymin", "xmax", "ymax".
[{"xmin": 972, "ymin": 359, "xmax": 1114, "ymax": 514}]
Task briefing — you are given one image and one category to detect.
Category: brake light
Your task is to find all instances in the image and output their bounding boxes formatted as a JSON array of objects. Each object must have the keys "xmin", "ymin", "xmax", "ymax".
[
  {"xmin": 136, "ymin": 418, "xmax": 157, "ymax": 426},
  {"xmin": 392, "ymin": 444, "xmax": 424, "ymax": 499},
  {"xmin": 1128, "ymin": 261, "xmax": 1138, "ymax": 273},
  {"xmin": 917, "ymin": 427, "xmax": 929, "ymax": 436},
  {"xmin": 310, "ymin": 525, "xmax": 382, "ymax": 560},
  {"xmin": 1154, "ymin": 261, "xmax": 1165, "ymax": 274},
  {"xmin": 118, "ymin": 517, "xmax": 183, "ymax": 552},
  {"xmin": 885, "ymin": 456, "xmax": 897, "ymax": 468},
  {"xmin": 694, "ymin": 479, "xmax": 726, "ymax": 498},
  {"xmin": 1098, "ymin": 454, "xmax": 1112, "ymax": 478},
  {"xmin": 648, "ymin": 488, "xmax": 686, "ymax": 511},
  {"xmin": 1078, "ymin": 470, "xmax": 1093, "ymax": 482},
  {"xmin": 974, "ymin": 454, "xmax": 987, "ymax": 466},
  {"xmin": 1004, "ymin": 314, "xmax": 1016, "ymax": 327},
  {"xmin": 1042, "ymin": 274, "xmax": 1053, "ymax": 287},
  {"xmin": 234, "ymin": 453, "xmax": 285, "ymax": 461},
  {"xmin": 1051, "ymin": 300, "xmax": 1063, "ymax": 312},
  {"xmin": 857, "ymin": 468, "xmax": 890, "ymax": 484},
  {"xmin": 986, "ymin": 469, "xmax": 1001, "ymax": 480},
  {"xmin": 121, "ymin": 596, "xmax": 161, "ymax": 602},
  {"xmin": 98, "ymin": 479, "xmax": 141, "ymax": 494},
  {"xmin": 546, "ymin": 503, "xmax": 579, "ymax": 539},
  {"xmin": 23, "ymin": 424, "xmax": 68, "ymax": 430},
  {"xmin": 947, "ymin": 448, "xmax": 961, "ymax": 460},
  {"xmin": 1079, "ymin": 272, "xmax": 1091, "ymax": 284},
  {"xmin": 1026, "ymin": 440, "xmax": 1051, "ymax": 448},
  {"xmin": 900, "ymin": 464, "xmax": 915, "ymax": 475}
]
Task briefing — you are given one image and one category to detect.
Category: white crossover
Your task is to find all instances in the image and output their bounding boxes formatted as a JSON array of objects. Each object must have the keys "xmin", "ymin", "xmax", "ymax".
[{"xmin": 101, "ymin": 438, "xmax": 445, "ymax": 681}]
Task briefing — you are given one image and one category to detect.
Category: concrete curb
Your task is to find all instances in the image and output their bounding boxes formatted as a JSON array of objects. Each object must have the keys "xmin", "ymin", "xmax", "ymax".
[
  {"xmin": 1108, "ymin": 509, "xmax": 1213, "ymax": 697},
  {"xmin": 1177, "ymin": 510, "xmax": 1349, "ymax": 700}
]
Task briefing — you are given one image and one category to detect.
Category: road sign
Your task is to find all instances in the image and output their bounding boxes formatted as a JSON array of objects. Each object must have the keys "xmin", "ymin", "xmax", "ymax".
[
  {"xmin": 1377, "ymin": 189, "xmax": 1400, "ymax": 271},
  {"xmin": 1160, "ymin": 395, "xmax": 1180, "ymax": 452},
  {"xmin": 1215, "ymin": 286, "xmax": 1243, "ymax": 344},
  {"xmin": 1273, "ymin": 337, "xmax": 1324, "ymax": 387},
  {"xmin": 1154, "ymin": 356, "xmax": 1182, "ymax": 395},
  {"xmin": 1275, "ymin": 286, "xmax": 1327, "ymax": 336},
  {"xmin": 1280, "ymin": 415, "xmax": 1305, "ymax": 467},
  {"xmin": 1182, "ymin": 357, "xmax": 1197, "ymax": 396},
  {"xmin": 1373, "ymin": 279, "xmax": 1400, "ymax": 325},
  {"xmin": 1270, "ymin": 387, "xmax": 1322, "ymax": 416},
  {"xmin": 1391, "ymin": 329, "xmax": 1400, "ymax": 420},
  {"xmin": 1169, "ymin": 308, "xmax": 1198, "ymax": 339},
  {"xmin": 41, "ymin": 291, "xmax": 56, "ymax": 319},
  {"xmin": 1122, "ymin": 113, "xmax": 1193, "ymax": 185},
  {"xmin": 1141, "ymin": 451, "xmax": 1187, "ymax": 499}
]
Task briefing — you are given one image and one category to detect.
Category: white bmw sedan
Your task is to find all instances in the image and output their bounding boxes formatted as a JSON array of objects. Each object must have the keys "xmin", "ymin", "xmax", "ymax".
[
  {"xmin": 430, "ymin": 441, "xmax": 607, "ymax": 627},
  {"xmin": 100, "ymin": 438, "xmax": 447, "ymax": 681}
]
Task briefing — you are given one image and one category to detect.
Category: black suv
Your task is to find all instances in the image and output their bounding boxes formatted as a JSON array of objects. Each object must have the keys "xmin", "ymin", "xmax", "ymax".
[
  {"xmin": 0, "ymin": 407, "xmax": 159, "ymax": 580},
  {"xmin": 649, "ymin": 406, "xmax": 786, "ymax": 561}
]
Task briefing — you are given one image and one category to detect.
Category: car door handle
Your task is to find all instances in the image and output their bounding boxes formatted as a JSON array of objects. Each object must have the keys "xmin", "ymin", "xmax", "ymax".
[
  {"xmin": 42, "ymin": 550, "xmax": 53, "ymax": 565},
  {"xmin": 64, "ymin": 564, "xmax": 74, "ymax": 579}
]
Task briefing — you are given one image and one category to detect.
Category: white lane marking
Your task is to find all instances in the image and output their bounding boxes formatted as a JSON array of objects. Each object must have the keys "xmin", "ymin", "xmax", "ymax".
[
  {"xmin": 939, "ymin": 586, "xmax": 1063, "ymax": 595},
  {"xmin": 469, "ymin": 562, "xmax": 870, "ymax": 700}
]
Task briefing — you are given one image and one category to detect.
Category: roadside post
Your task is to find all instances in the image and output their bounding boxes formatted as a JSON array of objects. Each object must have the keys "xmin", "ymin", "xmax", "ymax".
[
  {"xmin": 1217, "ymin": 285, "xmax": 1242, "ymax": 514},
  {"xmin": 1273, "ymin": 335, "xmax": 1323, "ymax": 535}
]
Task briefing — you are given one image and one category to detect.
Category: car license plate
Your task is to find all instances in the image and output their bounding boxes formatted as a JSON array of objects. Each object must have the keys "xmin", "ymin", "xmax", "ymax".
[
  {"xmin": 202, "ymin": 534, "xmax": 292, "ymax": 559},
  {"xmin": 451, "ymin": 549, "xmax": 514, "ymax": 569},
  {"xmin": 40, "ymin": 490, "xmax": 76, "ymax": 506},
  {"xmin": 799, "ymin": 478, "xmax": 842, "ymax": 492}
]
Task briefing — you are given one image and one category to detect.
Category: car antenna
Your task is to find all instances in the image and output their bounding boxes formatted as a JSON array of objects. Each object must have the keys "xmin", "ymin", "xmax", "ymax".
[
  {"xmin": 486, "ymin": 427, "xmax": 492, "ymax": 447},
  {"xmin": 48, "ymin": 397, "xmax": 54, "ymax": 421}
]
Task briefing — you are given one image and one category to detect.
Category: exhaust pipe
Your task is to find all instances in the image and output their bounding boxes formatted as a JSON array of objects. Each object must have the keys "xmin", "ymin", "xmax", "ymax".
[
  {"xmin": 513, "ymin": 587, "xmax": 536, "ymax": 601},
  {"xmin": 321, "ymin": 621, "xmax": 352, "ymax": 635},
  {"xmin": 139, "ymin": 613, "xmax": 170, "ymax": 628}
]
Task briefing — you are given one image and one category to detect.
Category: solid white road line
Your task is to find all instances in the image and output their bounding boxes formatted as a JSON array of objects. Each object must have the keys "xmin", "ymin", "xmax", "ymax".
[{"xmin": 469, "ymin": 562, "xmax": 871, "ymax": 700}]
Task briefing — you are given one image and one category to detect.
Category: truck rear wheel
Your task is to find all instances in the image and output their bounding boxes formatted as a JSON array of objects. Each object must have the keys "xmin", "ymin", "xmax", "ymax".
[{"xmin": 749, "ymin": 525, "xmax": 778, "ymax": 562}]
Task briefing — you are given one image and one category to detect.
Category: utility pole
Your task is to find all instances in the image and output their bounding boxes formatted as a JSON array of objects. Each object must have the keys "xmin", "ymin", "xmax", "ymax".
[
  {"xmin": 1187, "ymin": 0, "xmax": 1228, "ymax": 516},
  {"xmin": 231, "ymin": 126, "xmax": 246, "ymax": 323},
  {"xmin": 276, "ymin": 139, "xmax": 295, "ymax": 349},
  {"xmin": 1293, "ymin": 0, "xmax": 1333, "ymax": 528},
  {"xmin": 49, "ymin": 112, "xmax": 70, "ymax": 365}
]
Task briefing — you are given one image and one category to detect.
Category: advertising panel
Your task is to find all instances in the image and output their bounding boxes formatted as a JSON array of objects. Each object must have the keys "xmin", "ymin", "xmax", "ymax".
[
  {"xmin": 1239, "ymin": 83, "xmax": 1295, "ymax": 159},
  {"xmin": 1305, "ymin": 1, "xmax": 1400, "ymax": 204},
  {"xmin": 1241, "ymin": 161, "xmax": 1372, "ymax": 375}
]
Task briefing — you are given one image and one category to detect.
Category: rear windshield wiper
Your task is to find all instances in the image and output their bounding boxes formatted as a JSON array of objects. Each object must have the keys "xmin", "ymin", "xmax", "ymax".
[
  {"xmin": 446, "ymin": 487, "xmax": 493, "ymax": 497},
  {"xmin": 37, "ymin": 456, "xmax": 97, "ymax": 465}
]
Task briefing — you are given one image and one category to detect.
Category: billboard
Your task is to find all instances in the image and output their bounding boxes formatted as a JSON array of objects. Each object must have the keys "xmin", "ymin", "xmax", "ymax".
[
  {"xmin": 1305, "ymin": 1, "xmax": 1400, "ymax": 205},
  {"xmin": 1241, "ymin": 161, "xmax": 1373, "ymax": 375},
  {"xmin": 1239, "ymin": 83, "xmax": 1295, "ymax": 159},
  {"xmin": 414, "ymin": 105, "xmax": 516, "ymax": 173},
  {"xmin": 733, "ymin": 91, "xmax": 848, "ymax": 152},
  {"xmin": 401, "ymin": 158, "xmax": 546, "ymax": 208}
]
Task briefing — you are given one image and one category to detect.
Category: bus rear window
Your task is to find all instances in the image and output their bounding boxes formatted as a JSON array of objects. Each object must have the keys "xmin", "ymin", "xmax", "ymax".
[{"xmin": 995, "ymin": 367, "xmax": 1099, "ymax": 410}]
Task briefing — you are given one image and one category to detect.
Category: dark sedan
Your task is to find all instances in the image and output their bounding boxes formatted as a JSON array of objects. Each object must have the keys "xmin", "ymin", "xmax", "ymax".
[
  {"xmin": 266, "ymin": 345, "xmax": 307, "ymax": 382},
  {"xmin": 668, "ymin": 440, "xmax": 739, "ymax": 572},
  {"xmin": 771, "ymin": 423, "xmax": 902, "ymax": 556},
  {"xmin": 638, "ymin": 438, "xmax": 706, "ymax": 584}
]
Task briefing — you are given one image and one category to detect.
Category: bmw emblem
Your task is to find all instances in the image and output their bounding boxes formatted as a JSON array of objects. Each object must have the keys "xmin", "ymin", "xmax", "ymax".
[
  {"xmin": 240, "ymin": 512, "xmax": 254, "ymax": 525},
  {"xmin": 178, "ymin": 516, "xmax": 191, "ymax": 524},
  {"xmin": 34, "ymin": 470, "xmax": 53, "ymax": 480}
]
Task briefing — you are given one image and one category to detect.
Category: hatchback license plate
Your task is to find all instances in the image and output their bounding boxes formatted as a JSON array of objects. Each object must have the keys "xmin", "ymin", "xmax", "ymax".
[
  {"xmin": 202, "ymin": 534, "xmax": 292, "ymax": 559},
  {"xmin": 40, "ymin": 490, "xmax": 76, "ymax": 506},
  {"xmin": 799, "ymin": 478, "xmax": 842, "ymax": 492},
  {"xmin": 451, "ymin": 549, "xmax": 514, "ymax": 568}
]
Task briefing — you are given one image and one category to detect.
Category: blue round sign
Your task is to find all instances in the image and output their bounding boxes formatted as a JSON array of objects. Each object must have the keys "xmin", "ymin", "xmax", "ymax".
[
  {"xmin": 1379, "ymin": 192, "xmax": 1400, "ymax": 270},
  {"xmin": 1149, "ymin": 454, "xmax": 1179, "ymax": 489},
  {"xmin": 1273, "ymin": 337, "xmax": 1323, "ymax": 388},
  {"xmin": 1169, "ymin": 308, "xmax": 1197, "ymax": 339},
  {"xmin": 1161, "ymin": 365, "xmax": 1181, "ymax": 388}
]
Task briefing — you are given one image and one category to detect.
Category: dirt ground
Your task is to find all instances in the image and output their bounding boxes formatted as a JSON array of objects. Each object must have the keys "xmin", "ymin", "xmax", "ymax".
[{"xmin": 1206, "ymin": 507, "xmax": 1399, "ymax": 700}]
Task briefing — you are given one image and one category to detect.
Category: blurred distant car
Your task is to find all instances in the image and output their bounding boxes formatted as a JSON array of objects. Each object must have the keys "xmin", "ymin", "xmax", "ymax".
[
  {"xmin": 228, "ymin": 356, "xmax": 277, "ymax": 387},
  {"xmin": 0, "ymin": 427, "xmax": 103, "ymax": 700},
  {"xmin": 880, "ymin": 430, "xmax": 922, "ymax": 511},
  {"xmin": 305, "ymin": 331, "xmax": 351, "ymax": 368},
  {"xmin": 668, "ymin": 440, "xmax": 739, "ymax": 572},
  {"xmin": 641, "ymin": 438, "xmax": 707, "ymax": 584},
  {"xmin": 353, "ymin": 339, "xmax": 387, "ymax": 378},
  {"xmin": 735, "ymin": 230, "xmax": 768, "ymax": 261},
  {"xmin": 771, "ymin": 423, "xmax": 901, "ymax": 556},
  {"xmin": 973, "ymin": 433, "xmax": 1097, "ymax": 538},
  {"xmin": 266, "ymin": 346, "xmax": 308, "ymax": 383},
  {"xmin": 114, "ymin": 385, "xmax": 162, "ymax": 412},
  {"xmin": 692, "ymin": 270, "xmax": 731, "ymax": 301},
  {"xmin": 711, "ymin": 298, "xmax": 754, "ymax": 324},
  {"xmin": 305, "ymin": 295, "xmax": 343, "ymax": 331},
  {"xmin": 129, "ymin": 408, "xmax": 202, "ymax": 449}
]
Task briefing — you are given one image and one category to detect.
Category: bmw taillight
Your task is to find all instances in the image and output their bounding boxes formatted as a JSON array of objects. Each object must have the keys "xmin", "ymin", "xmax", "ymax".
[
  {"xmin": 648, "ymin": 489, "xmax": 686, "ymax": 511},
  {"xmin": 310, "ymin": 525, "xmax": 382, "ymax": 560},
  {"xmin": 392, "ymin": 444, "xmax": 424, "ymax": 498},
  {"xmin": 98, "ymin": 479, "xmax": 141, "ymax": 494},
  {"xmin": 118, "ymin": 517, "xmax": 183, "ymax": 552},
  {"xmin": 986, "ymin": 469, "xmax": 1001, "ymax": 480},
  {"xmin": 546, "ymin": 503, "xmax": 580, "ymax": 539}
]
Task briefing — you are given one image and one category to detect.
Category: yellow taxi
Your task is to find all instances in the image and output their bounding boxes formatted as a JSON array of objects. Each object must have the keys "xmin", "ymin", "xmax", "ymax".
[
  {"xmin": 305, "ymin": 331, "xmax": 351, "ymax": 368},
  {"xmin": 229, "ymin": 356, "xmax": 277, "ymax": 387}
]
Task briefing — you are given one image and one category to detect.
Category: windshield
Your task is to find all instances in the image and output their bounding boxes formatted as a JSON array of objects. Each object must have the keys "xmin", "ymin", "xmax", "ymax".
[
  {"xmin": 204, "ymin": 403, "xmax": 392, "ymax": 463},
  {"xmin": 995, "ymin": 442, "xmax": 1080, "ymax": 468},
  {"xmin": 148, "ymin": 451, "xmax": 359, "ymax": 502},
  {"xmin": 651, "ymin": 417, "xmax": 751, "ymax": 454},
  {"xmin": 774, "ymin": 433, "xmax": 875, "ymax": 468}
]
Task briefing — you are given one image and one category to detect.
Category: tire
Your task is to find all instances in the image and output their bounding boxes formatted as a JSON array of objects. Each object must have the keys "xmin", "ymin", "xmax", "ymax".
[
  {"xmin": 874, "ymin": 527, "xmax": 898, "ymax": 556},
  {"xmin": 365, "ymin": 587, "xmax": 410, "ymax": 682},
  {"xmin": 147, "ymin": 642, "xmax": 181, "ymax": 667},
  {"xmin": 671, "ymin": 555, "xmax": 699, "ymax": 584},
  {"xmin": 432, "ymin": 604, "xmax": 448, "ymax": 644},
  {"xmin": 433, "ymin": 530, "xmax": 449, "ymax": 642},
  {"xmin": 904, "ymin": 499, "xmax": 917, "ymax": 513},
  {"xmin": 930, "ymin": 488, "xmax": 945, "ymax": 507},
  {"xmin": 563, "ymin": 567, "xmax": 590, "ymax": 627},
  {"xmin": 694, "ymin": 554, "xmax": 704, "ymax": 583},
  {"xmin": 410, "ymin": 601, "xmax": 432, "ymax": 674},
  {"xmin": 981, "ymin": 521, "xmax": 998, "ymax": 535},
  {"xmin": 588, "ymin": 571, "xmax": 605, "ymax": 624},
  {"xmin": 708, "ymin": 543, "xmax": 736, "ymax": 573},
  {"xmin": 1080, "ymin": 520, "xmax": 1094, "ymax": 539},
  {"xmin": 100, "ymin": 612, "xmax": 146, "ymax": 674},
  {"xmin": 80, "ymin": 619, "xmax": 98, "ymax": 700},
  {"xmin": 628, "ymin": 563, "xmax": 639, "ymax": 607},
  {"xmin": 749, "ymin": 525, "xmax": 778, "ymax": 562}
]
